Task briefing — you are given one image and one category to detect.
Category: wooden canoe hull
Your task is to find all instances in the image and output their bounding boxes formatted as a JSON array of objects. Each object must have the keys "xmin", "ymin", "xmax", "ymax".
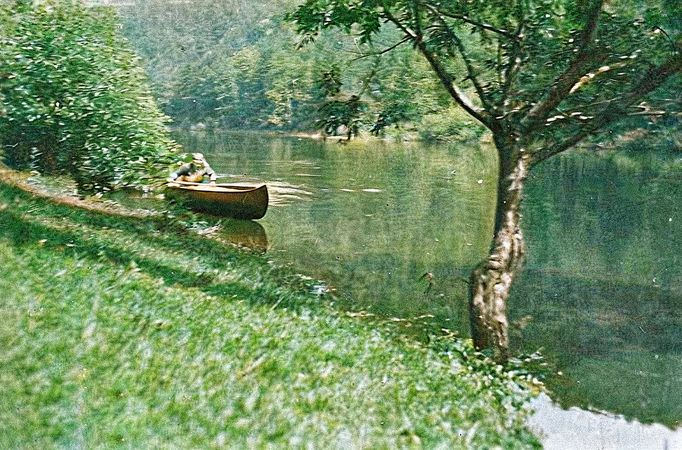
[{"xmin": 167, "ymin": 181, "xmax": 268, "ymax": 220}]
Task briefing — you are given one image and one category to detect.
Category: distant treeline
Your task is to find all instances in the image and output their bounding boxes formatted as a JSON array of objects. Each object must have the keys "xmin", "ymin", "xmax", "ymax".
[
  {"xmin": 112, "ymin": 0, "xmax": 485, "ymax": 141},
  {"xmin": 115, "ymin": 0, "xmax": 679, "ymax": 146}
]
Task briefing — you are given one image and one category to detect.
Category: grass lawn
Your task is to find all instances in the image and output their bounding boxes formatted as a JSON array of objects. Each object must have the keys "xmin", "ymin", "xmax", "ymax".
[{"xmin": 0, "ymin": 181, "xmax": 540, "ymax": 448}]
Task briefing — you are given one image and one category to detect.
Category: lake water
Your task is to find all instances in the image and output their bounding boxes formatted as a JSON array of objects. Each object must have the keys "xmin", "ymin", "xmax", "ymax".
[{"xmin": 176, "ymin": 131, "xmax": 682, "ymax": 430}]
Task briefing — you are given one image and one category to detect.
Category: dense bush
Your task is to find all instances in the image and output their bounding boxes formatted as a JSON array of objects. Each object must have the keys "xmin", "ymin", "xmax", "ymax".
[{"xmin": 0, "ymin": 0, "xmax": 179, "ymax": 192}]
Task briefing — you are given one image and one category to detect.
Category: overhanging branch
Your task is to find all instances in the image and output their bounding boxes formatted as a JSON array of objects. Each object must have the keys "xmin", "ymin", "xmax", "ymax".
[
  {"xmin": 531, "ymin": 54, "xmax": 682, "ymax": 164},
  {"xmin": 382, "ymin": 7, "xmax": 494, "ymax": 130},
  {"xmin": 521, "ymin": 0, "xmax": 605, "ymax": 131},
  {"xmin": 499, "ymin": 21, "xmax": 525, "ymax": 109},
  {"xmin": 417, "ymin": 40, "xmax": 493, "ymax": 129},
  {"xmin": 425, "ymin": 6, "xmax": 494, "ymax": 112},
  {"xmin": 431, "ymin": 7, "xmax": 518, "ymax": 40},
  {"xmin": 349, "ymin": 37, "xmax": 410, "ymax": 62}
]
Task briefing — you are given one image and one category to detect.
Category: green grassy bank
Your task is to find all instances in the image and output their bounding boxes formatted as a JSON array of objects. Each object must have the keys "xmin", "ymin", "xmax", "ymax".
[{"xmin": 0, "ymin": 181, "xmax": 540, "ymax": 448}]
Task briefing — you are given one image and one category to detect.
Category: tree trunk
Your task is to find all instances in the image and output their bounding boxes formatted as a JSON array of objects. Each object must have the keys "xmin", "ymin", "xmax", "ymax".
[{"xmin": 468, "ymin": 152, "xmax": 529, "ymax": 362}]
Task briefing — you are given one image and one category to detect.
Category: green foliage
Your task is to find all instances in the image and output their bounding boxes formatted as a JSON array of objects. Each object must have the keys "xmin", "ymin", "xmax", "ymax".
[
  {"xmin": 0, "ymin": 0, "xmax": 178, "ymax": 192},
  {"xmin": 317, "ymin": 95, "xmax": 366, "ymax": 138},
  {"xmin": 111, "ymin": 0, "xmax": 472, "ymax": 139},
  {"xmin": 420, "ymin": 105, "xmax": 486, "ymax": 143},
  {"xmin": 289, "ymin": 0, "xmax": 681, "ymax": 152},
  {"xmin": 315, "ymin": 65, "xmax": 343, "ymax": 97},
  {"xmin": 120, "ymin": 0, "xmax": 298, "ymax": 129},
  {"xmin": 106, "ymin": 1, "xmax": 679, "ymax": 145}
]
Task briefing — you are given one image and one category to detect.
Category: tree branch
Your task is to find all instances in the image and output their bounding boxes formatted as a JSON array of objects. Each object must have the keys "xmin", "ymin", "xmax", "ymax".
[
  {"xmin": 417, "ymin": 40, "xmax": 494, "ymax": 129},
  {"xmin": 499, "ymin": 5, "xmax": 526, "ymax": 110},
  {"xmin": 382, "ymin": 7, "xmax": 494, "ymax": 130},
  {"xmin": 349, "ymin": 37, "xmax": 410, "ymax": 62},
  {"xmin": 521, "ymin": 0, "xmax": 605, "ymax": 132},
  {"xmin": 425, "ymin": 6, "xmax": 494, "ymax": 112},
  {"xmin": 431, "ymin": 7, "xmax": 517, "ymax": 40},
  {"xmin": 531, "ymin": 54, "xmax": 682, "ymax": 164}
]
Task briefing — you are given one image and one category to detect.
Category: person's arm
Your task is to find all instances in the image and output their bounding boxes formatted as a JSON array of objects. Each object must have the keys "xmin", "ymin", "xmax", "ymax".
[{"xmin": 203, "ymin": 162, "xmax": 217, "ymax": 182}]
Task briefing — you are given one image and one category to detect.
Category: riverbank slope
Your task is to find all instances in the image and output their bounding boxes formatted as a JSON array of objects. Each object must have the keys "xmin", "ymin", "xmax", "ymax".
[{"xmin": 0, "ymin": 179, "xmax": 540, "ymax": 448}]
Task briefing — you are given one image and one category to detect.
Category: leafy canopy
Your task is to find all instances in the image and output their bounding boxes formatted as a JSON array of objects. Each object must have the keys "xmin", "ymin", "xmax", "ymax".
[{"xmin": 289, "ymin": 0, "xmax": 681, "ymax": 162}]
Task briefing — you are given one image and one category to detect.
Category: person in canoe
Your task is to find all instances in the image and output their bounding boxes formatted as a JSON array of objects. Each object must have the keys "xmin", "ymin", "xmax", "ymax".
[{"xmin": 170, "ymin": 152, "xmax": 217, "ymax": 184}]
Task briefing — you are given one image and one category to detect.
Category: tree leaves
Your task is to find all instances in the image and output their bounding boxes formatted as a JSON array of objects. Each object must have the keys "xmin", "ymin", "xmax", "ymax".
[
  {"xmin": 288, "ymin": 0, "xmax": 681, "ymax": 156},
  {"xmin": 0, "ymin": 0, "xmax": 178, "ymax": 193}
]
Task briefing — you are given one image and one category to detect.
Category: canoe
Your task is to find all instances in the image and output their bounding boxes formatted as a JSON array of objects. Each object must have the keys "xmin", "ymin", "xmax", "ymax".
[{"xmin": 167, "ymin": 181, "xmax": 268, "ymax": 220}]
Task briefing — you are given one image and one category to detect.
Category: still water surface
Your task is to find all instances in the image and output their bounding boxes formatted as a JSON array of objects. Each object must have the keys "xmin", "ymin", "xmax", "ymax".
[{"xmin": 176, "ymin": 131, "xmax": 682, "ymax": 429}]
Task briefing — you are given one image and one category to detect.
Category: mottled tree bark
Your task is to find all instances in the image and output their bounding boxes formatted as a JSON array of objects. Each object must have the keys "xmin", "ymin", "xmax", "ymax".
[{"xmin": 468, "ymin": 153, "xmax": 529, "ymax": 362}]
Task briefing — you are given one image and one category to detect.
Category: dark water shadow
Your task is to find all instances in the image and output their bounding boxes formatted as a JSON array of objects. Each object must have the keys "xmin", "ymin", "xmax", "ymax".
[
  {"xmin": 510, "ymin": 268, "xmax": 682, "ymax": 427},
  {"xmin": 219, "ymin": 219, "xmax": 268, "ymax": 253}
]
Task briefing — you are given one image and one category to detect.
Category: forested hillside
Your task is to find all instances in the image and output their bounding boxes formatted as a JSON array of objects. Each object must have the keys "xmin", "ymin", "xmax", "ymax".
[
  {"xmin": 112, "ymin": 0, "xmax": 678, "ymax": 146},
  {"xmin": 106, "ymin": 0, "xmax": 483, "ymax": 140}
]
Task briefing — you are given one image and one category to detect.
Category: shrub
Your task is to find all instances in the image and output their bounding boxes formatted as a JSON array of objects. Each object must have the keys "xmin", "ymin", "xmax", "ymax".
[
  {"xmin": 419, "ymin": 105, "xmax": 486, "ymax": 143},
  {"xmin": 0, "ymin": 0, "xmax": 179, "ymax": 192}
]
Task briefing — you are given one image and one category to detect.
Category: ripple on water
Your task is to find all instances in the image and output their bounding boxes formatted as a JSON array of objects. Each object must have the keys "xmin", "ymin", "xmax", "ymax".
[{"xmin": 266, "ymin": 181, "xmax": 314, "ymax": 206}]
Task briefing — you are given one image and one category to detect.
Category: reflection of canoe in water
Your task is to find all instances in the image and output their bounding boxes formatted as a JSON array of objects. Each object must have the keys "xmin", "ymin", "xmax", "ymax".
[
  {"xmin": 220, "ymin": 219, "xmax": 268, "ymax": 252},
  {"xmin": 167, "ymin": 181, "xmax": 268, "ymax": 220}
]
